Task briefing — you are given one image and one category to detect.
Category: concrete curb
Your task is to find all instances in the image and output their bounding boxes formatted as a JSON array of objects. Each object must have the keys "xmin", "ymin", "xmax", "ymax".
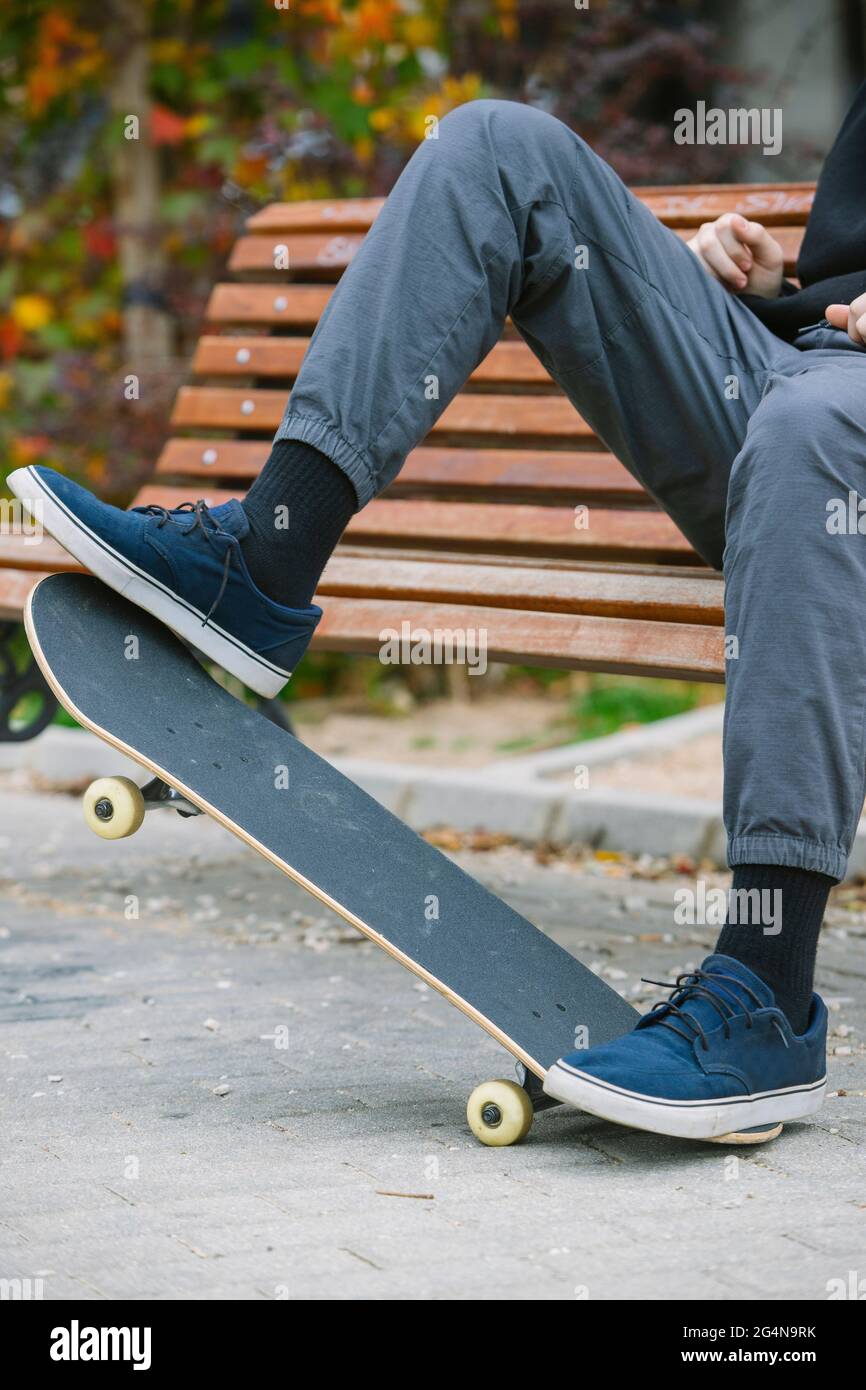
[
  {"xmin": 0, "ymin": 714, "xmax": 726, "ymax": 863},
  {"xmin": 483, "ymin": 701, "xmax": 726, "ymax": 779},
  {"xmin": 8, "ymin": 709, "xmax": 866, "ymax": 874}
]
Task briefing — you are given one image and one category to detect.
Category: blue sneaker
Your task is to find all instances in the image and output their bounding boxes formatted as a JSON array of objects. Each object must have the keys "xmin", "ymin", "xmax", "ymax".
[
  {"xmin": 543, "ymin": 954, "xmax": 827, "ymax": 1140},
  {"xmin": 8, "ymin": 465, "xmax": 321, "ymax": 698}
]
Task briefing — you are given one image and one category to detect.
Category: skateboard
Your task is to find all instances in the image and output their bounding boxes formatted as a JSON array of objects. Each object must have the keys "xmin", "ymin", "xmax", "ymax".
[{"xmin": 25, "ymin": 573, "xmax": 781, "ymax": 1147}]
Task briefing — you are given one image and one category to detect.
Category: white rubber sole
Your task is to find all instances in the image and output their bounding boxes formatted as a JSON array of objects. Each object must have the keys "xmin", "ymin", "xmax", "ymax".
[
  {"xmin": 543, "ymin": 1060, "xmax": 827, "ymax": 1141},
  {"xmin": 7, "ymin": 466, "xmax": 291, "ymax": 699}
]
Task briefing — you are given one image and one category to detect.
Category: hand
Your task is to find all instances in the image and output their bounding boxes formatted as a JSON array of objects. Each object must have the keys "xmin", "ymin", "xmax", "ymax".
[
  {"xmin": 825, "ymin": 294, "xmax": 866, "ymax": 344},
  {"xmin": 687, "ymin": 213, "xmax": 784, "ymax": 299}
]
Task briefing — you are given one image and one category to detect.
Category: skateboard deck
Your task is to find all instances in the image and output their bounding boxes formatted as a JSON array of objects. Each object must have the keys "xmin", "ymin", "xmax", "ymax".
[{"xmin": 25, "ymin": 573, "xmax": 779, "ymax": 1146}]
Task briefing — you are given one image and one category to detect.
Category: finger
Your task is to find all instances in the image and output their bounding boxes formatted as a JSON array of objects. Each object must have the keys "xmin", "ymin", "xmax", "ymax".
[
  {"xmin": 728, "ymin": 215, "xmax": 766, "ymax": 246},
  {"xmin": 697, "ymin": 231, "xmax": 748, "ymax": 288},
  {"xmin": 823, "ymin": 303, "xmax": 864, "ymax": 342},
  {"xmin": 716, "ymin": 221, "xmax": 753, "ymax": 273},
  {"xmin": 730, "ymin": 216, "xmax": 783, "ymax": 266},
  {"xmin": 825, "ymin": 303, "xmax": 849, "ymax": 329}
]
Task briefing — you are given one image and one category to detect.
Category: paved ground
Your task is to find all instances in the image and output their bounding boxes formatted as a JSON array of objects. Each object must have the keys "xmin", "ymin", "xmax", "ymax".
[{"xmin": 1, "ymin": 787, "xmax": 864, "ymax": 1302}]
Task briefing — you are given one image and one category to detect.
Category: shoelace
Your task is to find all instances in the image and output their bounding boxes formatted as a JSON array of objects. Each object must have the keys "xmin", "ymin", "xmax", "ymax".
[
  {"xmin": 134, "ymin": 500, "xmax": 240, "ymax": 623},
  {"xmin": 638, "ymin": 969, "xmax": 789, "ymax": 1052}
]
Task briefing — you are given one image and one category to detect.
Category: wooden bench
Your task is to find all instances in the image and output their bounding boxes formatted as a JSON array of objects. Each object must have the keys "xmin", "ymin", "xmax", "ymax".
[{"xmin": 0, "ymin": 177, "xmax": 816, "ymax": 739}]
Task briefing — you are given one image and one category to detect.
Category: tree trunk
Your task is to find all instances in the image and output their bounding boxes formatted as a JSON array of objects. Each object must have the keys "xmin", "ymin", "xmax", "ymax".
[{"xmin": 107, "ymin": 1, "xmax": 174, "ymax": 376}]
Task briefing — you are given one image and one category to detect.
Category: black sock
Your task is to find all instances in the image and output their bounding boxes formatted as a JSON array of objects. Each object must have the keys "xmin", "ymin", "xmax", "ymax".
[
  {"xmin": 714, "ymin": 864, "xmax": 833, "ymax": 1033},
  {"xmin": 240, "ymin": 439, "xmax": 357, "ymax": 608}
]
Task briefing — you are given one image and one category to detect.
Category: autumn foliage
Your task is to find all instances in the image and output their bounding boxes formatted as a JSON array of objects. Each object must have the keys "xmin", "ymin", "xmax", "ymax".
[{"xmin": 0, "ymin": 1, "xmax": 735, "ymax": 496}]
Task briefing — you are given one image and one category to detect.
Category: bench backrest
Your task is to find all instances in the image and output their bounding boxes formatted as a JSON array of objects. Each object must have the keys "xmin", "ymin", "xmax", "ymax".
[{"xmin": 155, "ymin": 182, "xmax": 813, "ymax": 550}]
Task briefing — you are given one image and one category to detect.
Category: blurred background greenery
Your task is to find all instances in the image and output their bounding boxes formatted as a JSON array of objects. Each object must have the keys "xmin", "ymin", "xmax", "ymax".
[{"xmin": 3, "ymin": 0, "xmax": 856, "ymax": 744}]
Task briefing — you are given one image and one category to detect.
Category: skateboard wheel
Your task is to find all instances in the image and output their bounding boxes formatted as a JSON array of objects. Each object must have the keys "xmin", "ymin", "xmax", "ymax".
[
  {"xmin": 467, "ymin": 1079, "xmax": 533, "ymax": 1147},
  {"xmin": 83, "ymin": 777, "xmax": 146, "ymax": 840}
]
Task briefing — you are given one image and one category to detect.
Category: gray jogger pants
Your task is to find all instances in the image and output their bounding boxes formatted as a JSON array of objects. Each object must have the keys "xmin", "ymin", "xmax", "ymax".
[{"xmin": 275, "ymin": 99, "xmax": 866, "ymax": 881}]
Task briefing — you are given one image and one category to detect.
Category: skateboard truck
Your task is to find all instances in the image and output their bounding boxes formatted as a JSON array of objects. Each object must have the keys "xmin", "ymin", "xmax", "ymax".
[{"xmin": 83, "ymin": 775, "xmax": 202, "ymax": 840}]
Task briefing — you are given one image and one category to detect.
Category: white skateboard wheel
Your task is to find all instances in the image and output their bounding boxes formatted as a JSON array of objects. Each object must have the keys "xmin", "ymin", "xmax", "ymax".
[
  {"xmin": 467, "ymin": 1079, "xmax": 533, "ymax": 1146},
  {"xmin": 83, "ymin": 777, "xmax": 146, "ymax": 840}
]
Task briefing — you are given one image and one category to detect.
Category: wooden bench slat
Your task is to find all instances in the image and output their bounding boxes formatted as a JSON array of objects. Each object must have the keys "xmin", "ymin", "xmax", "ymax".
[
  {"xmin": 314, "ymin": 597, "xmax": 724, "ymax": 681},
  {"xmin": 170, "ymin": 385, "xmax": 595, "ymax": 442},
  {"xmin": 345, "ymin": 498, "xmax": 693, "ymax": 560},
  {"xmin": 0, "ymin": 535, "xmax": 80, "ymax": 573},
  {"xmin": 192, "ymin": 335, "xmax": 309, "ymax": 377},
  {"xmin": 155, "ymin": 440, "xmax": 648, "ymax": 503},
  {"xmin": 191, "ymin": 335, "xmax": 551, "ymax": 386},
  {"xmin": 229, "ymin": 232, "xmax": 365, "ymax": 275},
  {"xmin": 379, "ymin": 448, "xmax": 648, "ymax": 501},
  {"xmin": 318, "ymin": 553, "xmax": 723, "ymax": 624},
  {"xmin": 633, "ymin": 181, "xmax": 814, "ymax": 227},
  {"xmin": 230, "ymin": 224, "xmax": 802, "ymax": 277},
  {"xmin": 247, "ymin": 197, "xmax": 384, "ymax": 233},
  {"xmin": 206, "ymin": 283, "xmax": 332, "ymax": 327},
  {"xmin": 131, "ymin": 485, "xmax": 694, "ymax": 561},
  {"xmin": 247, "ymin": 182, "xmax": 814, "ymax": 234}
]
